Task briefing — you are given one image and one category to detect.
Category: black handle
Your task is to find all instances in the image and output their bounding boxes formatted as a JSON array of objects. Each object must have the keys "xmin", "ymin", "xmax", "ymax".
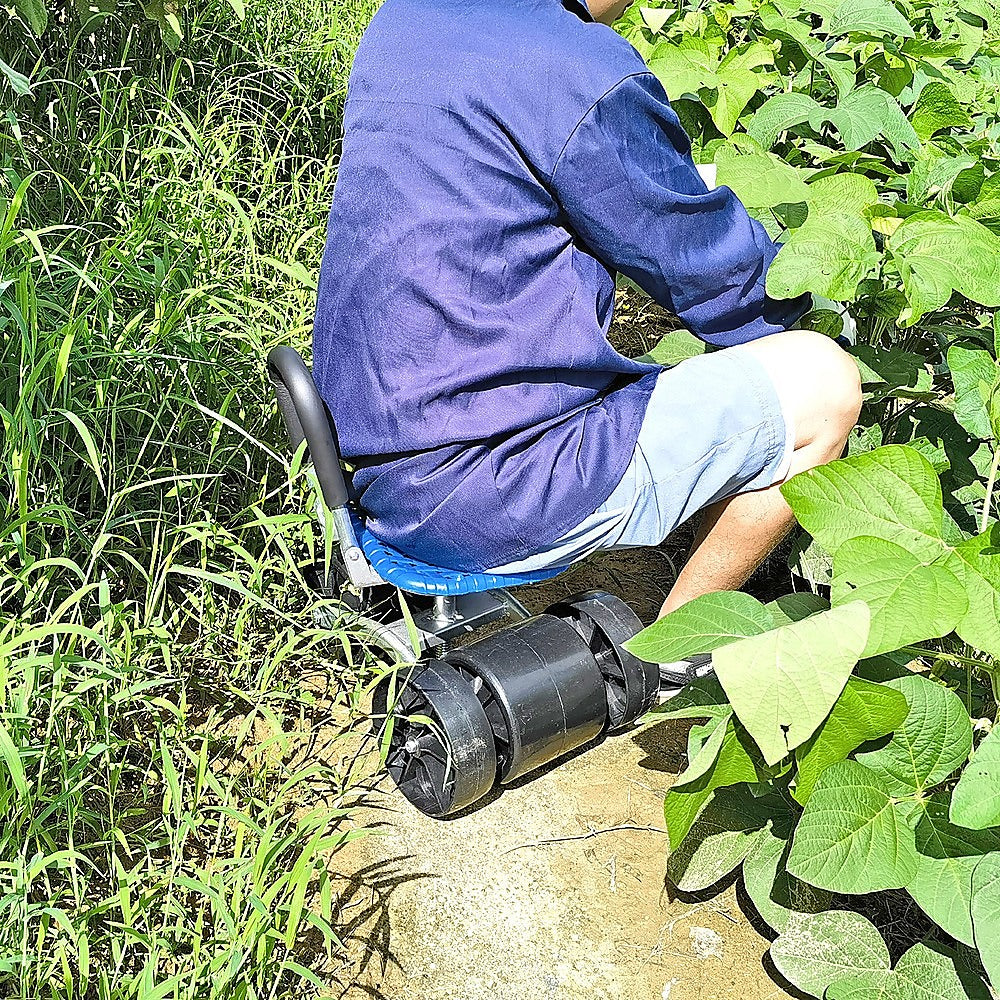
[{"xmin": 267, "ymin": 345, "xmax": 351, "ymax": 510}]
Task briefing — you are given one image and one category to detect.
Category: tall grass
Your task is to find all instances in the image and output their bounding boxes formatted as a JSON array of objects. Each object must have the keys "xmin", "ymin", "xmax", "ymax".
[{"xmin": 0, "ymin": 1, "xmax": 382, "ymax": 996}]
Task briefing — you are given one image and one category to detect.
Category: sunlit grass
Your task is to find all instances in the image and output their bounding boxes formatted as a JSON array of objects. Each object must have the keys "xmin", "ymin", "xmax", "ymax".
[{"xmin": 0, "ymin": 1, "xmax": 383, "ymax": 996}]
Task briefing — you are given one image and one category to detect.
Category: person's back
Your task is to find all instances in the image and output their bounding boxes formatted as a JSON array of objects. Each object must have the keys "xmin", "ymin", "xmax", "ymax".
[{"xmin": 314, "ymin": 0, "xmax": 820, "ymax": 574}]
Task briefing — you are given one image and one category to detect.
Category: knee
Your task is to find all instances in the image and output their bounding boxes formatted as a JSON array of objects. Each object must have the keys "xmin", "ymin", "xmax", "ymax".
[
  {"xmin": 790, "ymin": 330, "xmax": 862, "ymax": 431},
  {"xmin": 739, "ymin": 329, "xmax": 862, "ymax": 449}
]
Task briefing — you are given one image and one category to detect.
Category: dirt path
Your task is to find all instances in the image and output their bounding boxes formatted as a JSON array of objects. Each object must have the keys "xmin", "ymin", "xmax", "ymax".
[{"xmin": 322, "ymin": 546, "xmax": 796, "ymax": 1000}]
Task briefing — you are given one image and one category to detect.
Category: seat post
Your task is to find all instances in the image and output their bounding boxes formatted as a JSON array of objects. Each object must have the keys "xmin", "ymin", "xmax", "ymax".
[{"xmin": 431, "ymin": 596, "xmax": 459, "ymax": 624}]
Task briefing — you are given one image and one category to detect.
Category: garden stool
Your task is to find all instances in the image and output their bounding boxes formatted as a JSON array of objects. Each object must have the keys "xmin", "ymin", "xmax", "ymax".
[{"xmin": 267, "ymin": 346, "xmax": 659, "ymax": 817}]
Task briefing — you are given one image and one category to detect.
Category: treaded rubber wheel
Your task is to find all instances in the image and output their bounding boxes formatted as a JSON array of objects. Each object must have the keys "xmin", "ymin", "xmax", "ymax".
[
  {"xmin": 371, "ymin": 661, "xmax": 497, "ymax": 817},
  {"xmin": 443, "ymin": 614, "xmax": 606, "ymax": 784},
  {"xmin": 547, "ymin": 590, "xmax": 657, "ymax": 731}
]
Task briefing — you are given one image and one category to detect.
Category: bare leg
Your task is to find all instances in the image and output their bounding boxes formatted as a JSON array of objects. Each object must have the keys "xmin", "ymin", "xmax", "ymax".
[{"xmin": 658, "ymin": 330, "xmax": 862, "ymax": 618}]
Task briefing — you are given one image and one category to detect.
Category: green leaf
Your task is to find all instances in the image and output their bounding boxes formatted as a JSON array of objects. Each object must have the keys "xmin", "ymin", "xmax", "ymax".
[
  {"xmin": 951, "ymin": 726, "xmax": 1000, "ymax": 830},
  {"xmin": 944, "ymin": 523, "xmax": 1000, "ymax": 659},
  {"xmin": 663, "ymin": 717, "xmax": 765, "ymax": 847},
  {"xmin": 856, "ymin": 674, "xmax": 973, "ymax": 795},
  {"xmin": 766, "ymin": 592, "xmax": 829, "ymax": 627},
  {"xmin": 767, "ymin": 213, "xmax": 879, "ymax": 300},
  {"xmin": 909, "ymin": 793, "xmax": 1000, "ymax": 946},
  {"xmin": 911, "ymin": 83, "xmax": 974, "ymax": 141},
  {"xmin": 709, "ymin": 65, "xmax": 769, "ymax": 136},
  {"xmin": 805, "ymin": 172, "xmax": 880, "ymax": 221},
  {"xmin": 853, "ymin": 345, "xmax": 935, "ymax": 400},
  {"xmin": 781, "ymin": 446, "xmax": 947, "ymax": 561},
  {"xmin": 14, "ymin": 0, "xmax": 47, "ymax": 34},
  {"xmin": 823, "ymin": 85, "xmax": 921, "ymax": 155},
  {"xmin": 826, "ymin": 0, "xmax": 915, "ymax": 36},
  {"xmin": 747, "ymin": 92, "xmax": 825, "ymax": 149},
  {"xmin": 908, "ymin": 154, "xmax": 979, "ymax": 207},
  {"xmin": 714, "ymin": 145, "xmax": 812, "ymax": 208},
  {"xmin": 770, "ymin": 910, "xmax": 890, "ymax": 997},
  {"xmin": 647, "ymin": 35, "xmax": 719, "ymax": 99},
  {"xmin": 634, "ymin": 328, "xmax": 706, "ymax": 366},
  {"xmin": 741, "ymin": 826, "xmax": 832, "ymax": 931},
  {"xmin": 787, "ymin": 760, "xmax": 918, "ymax": 892},
  {"xmin": 649, "ymin": 674, "xmax": 732, "ymax": 721},
  {"xmin": 831, "ymin": 536, "xmax": 968, "ymax": 656},
  {"xmin": 889, "ymin": 212, "xmax": 1000, "ymax": 325},
  {"xmin": 666, "ymin": 784, "xmax": 774, "ymax": 891},
  {"xmin": 0, "ymin": 58, "xmax": 31, "ymax": 96},
  {"xmin": 625, "ymin": 591, "xmax": 773, "ymax": 664},
  {"xmin": 712, "ymin": 602, "xmax": 870, "ymax": 766},
  {"xmin": 971, "ymin": 854, "xmax": 1000, "ymax": 989},
  {"xmin": 827, "ymin": 942, "xmax": 991, "ymax": 1000},
  {"xmin": 794, "ymin": 676, "xmax": 909, "ymax": 804},
  {"xmin": 948, "ymin": 345, "xmax": 998, "ymax": 440}
]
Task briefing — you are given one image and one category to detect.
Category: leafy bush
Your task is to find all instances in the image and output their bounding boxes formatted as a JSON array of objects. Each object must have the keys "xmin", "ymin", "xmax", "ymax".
[{"xmin": 619, "ymin": 0, "xmax": 1000, "ymax": 993}]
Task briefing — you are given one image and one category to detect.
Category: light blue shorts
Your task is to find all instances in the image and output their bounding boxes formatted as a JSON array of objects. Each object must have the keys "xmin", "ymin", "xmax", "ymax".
[{"xmin": 483, "ymin": 346, "xmax": 793, "ymax": 574}]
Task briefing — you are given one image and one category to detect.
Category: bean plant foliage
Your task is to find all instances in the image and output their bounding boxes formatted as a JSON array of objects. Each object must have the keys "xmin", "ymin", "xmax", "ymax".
[{"xmin": 621, "ymin": 0, "xmax": 1000, "ymax": 992}]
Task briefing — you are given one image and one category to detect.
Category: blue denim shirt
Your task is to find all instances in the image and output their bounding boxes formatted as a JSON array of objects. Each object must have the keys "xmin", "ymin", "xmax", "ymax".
[{"xmin": 312, "ymin": 0, "xmax": 808, "ymax": 571}]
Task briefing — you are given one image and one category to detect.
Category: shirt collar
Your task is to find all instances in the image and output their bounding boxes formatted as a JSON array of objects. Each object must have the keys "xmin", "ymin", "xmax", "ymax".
[{"xmin": 563, "ymin": 0, "xmax": 595, "ymax": 23}]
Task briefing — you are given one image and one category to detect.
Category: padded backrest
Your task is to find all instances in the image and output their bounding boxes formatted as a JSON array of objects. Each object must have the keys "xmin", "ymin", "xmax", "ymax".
[{"xmin": 266, "ymin": 346, "xmax": 352, "ymax": 510}]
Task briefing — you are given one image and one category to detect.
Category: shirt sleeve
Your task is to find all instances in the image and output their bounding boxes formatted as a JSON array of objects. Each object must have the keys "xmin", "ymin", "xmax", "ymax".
[{"xmin": 549, "ymin": 73, "xmax": 810, "ymax": 347}]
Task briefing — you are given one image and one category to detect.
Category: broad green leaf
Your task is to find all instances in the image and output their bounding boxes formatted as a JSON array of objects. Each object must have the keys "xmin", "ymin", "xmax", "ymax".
[
  {"xmin": 910, "ymin": 82, "xmax": 973, "ymax": 141},
  {"xmin": 714, "ymin": 145, "xmax": 812, "ymax": 208},
  {"xmin": 794, "ymin": 676, "xmax": 909, "ymax": 804},
  {"xmin": 708, "ymin": 65, "xmax": 770, "ymax": 136},
  {"xmin": 944, "ymin": 524, "xmax": 1000, "ymax": 659},
  {"xmin": 712, "ymin": 602, "xmax": 870, "ymax": 766},
  {"xmin": 908, "ymin": 154, "xmax": 979, "ymax": 207},
  {"xmin": 951, "ymin": 726, "xmax": 1000, "ymax": 830},
  {"xmin": 788, "ymin": 532, "xmax": 834, "ymax": 586},
  {"xmin": 766, "ymin": 592, "xmax": 829, "ymax": 627},
  {"xmin": 854, "ymin": 345, "xmax": 934, "ymax": 399},
  {"xmin": 770, "ymin": 910, "xmax": 890, "ymax": 997},
  {"xmin": 856, "ymin": 674, "xmax": 973, "ymax": 795},
  {"xmin": 781, "ymin": 446, "xmax": 947, "ymax": 560},
  {"xmin": 649, "ymin": 674, "xmax": 731, "ymax": 721},
  {"xmin": 822, "ymin": 85, "xmax": 921, "ymax": 156},
  {"xmin": 647, "ymin": 36, "xmax": 719, "ymax": 99},
  {"xmin": 663, "ymin": 717, "xmax": 765, "ymax": 847},
  {"xmin": 827, "ymin": 942, "xmax": 991, "ymax": 1000},
  {"xmin": 831, "ymin": 536, "xmax": 968, "ymax": 655},
  {"xmin": 666, "ymin": 784, "xmax": 774, "ymax": 891},
  {"xmin": 971, "ymin": 854, "xmax": 1000, "ymax": 989},
  {"xmin": 909, "ymin": 793, "xmax": 1000, "ymax": 946},
  {"xmin": 14, "ymin": 0, "xmax": 47, "ymax": 34},
  {"xmin": 805, "ymin": 172, "xmax": 880, "ymax": 221},
  {"xmin": 673, "ymin": 712, "xmax": 730, "ymax": 786},
  {"xmin": 948, "ymin": 345, "xmax": 997, "ymax": 440},
  {"xmin": 889, "ymin": 212, "xmax": 1000, "ymax": 325},
  {"xmin": 635, "ymin": 328, "xmax": 705, "ymax": 367},
  {"xmin": 747, "ymin": 92, "xmax": 824, "ymax": 149},
  {"xmin": 767, "ymin": 213, "xmax": 879, "ymax": 300},
  {"xmin": 625, "ymin": 591, "xmax": 773, "ymax": 664},
  {"xmin": 741, "ymin": 827, "xmax": 831, "ymax": 931},
  {"xmin": 826, "ymin": 0, "xmax": 915, "ymax": 37},
  {"xmin": 787, "ymin": 760, "xmax": 918, "ymax": 892}
]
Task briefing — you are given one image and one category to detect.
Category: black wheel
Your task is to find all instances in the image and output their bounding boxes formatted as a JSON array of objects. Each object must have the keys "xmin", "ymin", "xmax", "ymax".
[
  {"xmin": 547, "ymin": 590, "xmax": 657, "ymax": 731},
  {"xmin": 443, "ymin": 614, "xmax": 607, "ymax": 784},
  {"xmin": 371, "ymin": 661, "xmax": 497, "ymax": 817}
]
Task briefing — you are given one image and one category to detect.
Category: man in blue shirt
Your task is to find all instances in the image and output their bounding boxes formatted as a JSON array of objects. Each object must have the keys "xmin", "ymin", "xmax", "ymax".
[{"xmin": 313, "ymin": 0, "xmax": 861, "ymax": 658}]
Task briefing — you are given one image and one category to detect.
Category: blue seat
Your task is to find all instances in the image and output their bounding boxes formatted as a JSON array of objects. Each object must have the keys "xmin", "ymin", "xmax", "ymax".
[{"xmin": 352, "ymin": 512, "xmax": 565, "ymax": 596}]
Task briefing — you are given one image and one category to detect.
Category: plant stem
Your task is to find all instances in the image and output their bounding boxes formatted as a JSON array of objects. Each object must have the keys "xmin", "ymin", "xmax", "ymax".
[{"xmin": 981, "ymin": 445, "xmax": 1000, "ymax": 534}]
